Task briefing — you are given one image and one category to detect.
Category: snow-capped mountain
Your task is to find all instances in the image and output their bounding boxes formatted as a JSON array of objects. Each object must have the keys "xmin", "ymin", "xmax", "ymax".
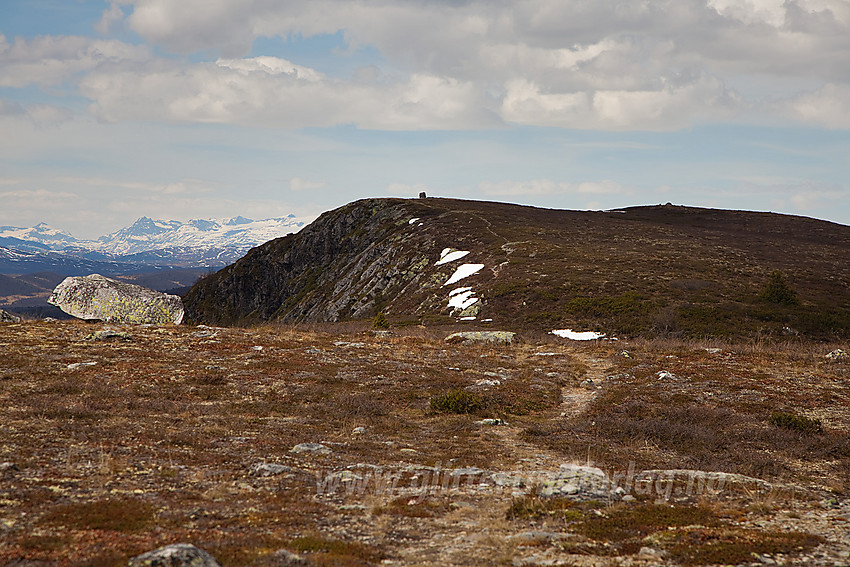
[
  {"xmin": 0, "ymin": 223, "xmax": 79, "ymax": 253},
  {"xmin": 94, "ymin": 215, "xmax": 308, "ymax": 255},
  {"xmin": 0, "ymin": 215, "xmax": 311, "ymax": 273}
]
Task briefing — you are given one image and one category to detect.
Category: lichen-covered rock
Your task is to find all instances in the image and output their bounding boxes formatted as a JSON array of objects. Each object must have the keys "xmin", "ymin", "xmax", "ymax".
[
  {"xmin": 539, "ymin": 463, "xmax": 620, "ymax": 501},
  {"xmin": 128, "ymin": 543, "xmax": 221, "ymax": 567},
  {"xmin": 48, "ymin": 274, "xmax": 183, "ymax": 324},
  {"xmin": 0, "ymin": 309, "xmax": 21, "ymax": 323},
  {"xmin": 445, "ymin": 331, "xmax": 515, "ymax": 345}
]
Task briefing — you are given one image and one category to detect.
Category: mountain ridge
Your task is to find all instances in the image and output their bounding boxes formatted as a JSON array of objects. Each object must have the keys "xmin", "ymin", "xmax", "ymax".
[{"xmin": 185, "ymin": 198, "xmax": 850, "ymax": 340}]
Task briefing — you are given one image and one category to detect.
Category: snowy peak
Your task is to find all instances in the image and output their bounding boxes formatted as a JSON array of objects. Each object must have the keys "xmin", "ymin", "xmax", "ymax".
[
  {"xmin": 0, "ymin": 223, "xmax": 78, "ymax": 245},
  {"xmin": 95, "ymin": 216, "xmax": 309, "ymax": 255},
  {"xmin": 0, "ymin": 215, "xmax": 311, "ymax": 266}
]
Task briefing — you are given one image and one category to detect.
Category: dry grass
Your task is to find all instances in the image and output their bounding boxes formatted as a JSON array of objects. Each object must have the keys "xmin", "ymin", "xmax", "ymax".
[{"xmin": 0, "ymin": 320, "xmax": 847, "ymax": 566}]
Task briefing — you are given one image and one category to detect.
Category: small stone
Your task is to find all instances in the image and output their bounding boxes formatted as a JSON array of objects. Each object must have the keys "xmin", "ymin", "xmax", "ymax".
[
  {"xmin": 622, "ymin": 495, "xmax": 637, "ymax": 502},
  {"xmin": 579, "ymin": 378, "xmax": 595, "ymax": 388},
  {"xmin": 86, "ymin": 329, "xmax": 132, "ymax": 341},
  {"xmin": 826, "ymin": 349, "xmax": 847, "ymax": 360},
  {"xmin": 67, "ymin": 361, "xmax": 97, "ymax": 370},
  {"xmin": 639, "ymin": 546, "xmax": 662, "ymax": 558},
  {"xmin": 272, "ymin": 549, "xmax": 307, "ymax": 566},
  {"xmin": 192, "ymin": 330, "xmax": 217, "ymax": 338},
  {"xmin": 0, "ymin": 462, "xmax": 19, "ymax": 479},
  {"xmin": 249, "ymin": 462, "xmax": 298, "ymax": 476},
  {"xmin": 352, "ymin": 426, "xmax": 366, "ymax": 435},
  {"xmin": 290, "ymin": 442, "xmax": 332, "ymax": 455},
  {"xmin": 0, "ymin": 309, "xmax": 21, "ymax": 323},
  {"xmin": 656, "ymin": 370, "xmax": 676, "ymax": 380},
  {"xmin": 128, "ymin": 543, "xmax": 221, "ymax": 567}
]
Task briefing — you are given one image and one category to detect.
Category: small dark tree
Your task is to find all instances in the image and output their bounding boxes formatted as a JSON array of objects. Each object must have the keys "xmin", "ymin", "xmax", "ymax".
[{"xmin": 760, "ymin": 270, "xmax": 798, "ymax": 306}]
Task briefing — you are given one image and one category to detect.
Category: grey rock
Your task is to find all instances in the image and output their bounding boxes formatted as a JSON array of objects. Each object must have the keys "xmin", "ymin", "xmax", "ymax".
[
  {"xmin": 127, "ymin": 543, "xmax": 221, "ymax": 567},
  {"xmin": 0, "ymin": 309, "xmax": 21, "ymax": 323},
  {"xmin": 290, "ymin": 442, "xmax": 332, "ymax": 455},
  {"xmin": 539, "ymin": 463, "xmax": 620, "ymax": 501},
  {"xmin": 0, "ymin": 462, "xmax": 19, "ymax": 479},
  {"xmin": 86, "ymin": 329, "xmax": 132, "ymax": 341},
  {"xmin": 49, "ymin": 274, "xmax": 183, "ymax": 325},
  {"xmin": 826, "ymin": 349, "xmax": 847, "ymax": 360},
  {"xmin": 445, "ymin": 331, "xmax": 516, "ymax": 345},
  {"xmin": 249, "ymin": 462, "xmax": 299, "ymax": 476},
  {"xmin": 272, "ymin": 549, "xmax": 307, "ymax": 566}
]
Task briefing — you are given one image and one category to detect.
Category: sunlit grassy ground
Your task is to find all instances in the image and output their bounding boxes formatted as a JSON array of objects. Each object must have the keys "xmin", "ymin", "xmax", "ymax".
[{"xmin": 1, "ymin": 320, "xmax": 848, "ymax": 566}]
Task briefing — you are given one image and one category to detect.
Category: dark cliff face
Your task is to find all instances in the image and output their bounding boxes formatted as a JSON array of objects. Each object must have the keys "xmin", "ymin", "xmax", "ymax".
[
  {"xmin": 184, "ymin": 198, "xmax": 850, "ymax": 340},
  {"xmin": 183, "ymin": 198, "xmax": 443, "ymax": 325}
]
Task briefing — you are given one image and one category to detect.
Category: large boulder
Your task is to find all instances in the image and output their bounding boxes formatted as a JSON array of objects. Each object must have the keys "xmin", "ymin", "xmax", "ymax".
[
  {"xmin": 48, "ymin": 274, "xmax": 184, "ymax": 325},
  {"xmin": 128, "ymin": 543, "xmax": 221, "ymax": 567}
]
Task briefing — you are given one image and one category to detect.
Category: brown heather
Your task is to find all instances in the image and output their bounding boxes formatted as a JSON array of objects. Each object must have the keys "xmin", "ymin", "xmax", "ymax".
[{"xmin": 0, "ymin": 320, "xmax": 848, "ymax": 565}]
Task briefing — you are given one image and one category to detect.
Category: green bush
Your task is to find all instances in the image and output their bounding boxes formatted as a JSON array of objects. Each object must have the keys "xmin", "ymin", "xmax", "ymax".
[
  {"xmin": 430, "ymin": 389, "xmax": 482, "ymax": 414},
  {"xmin": 768, "ymin": 411, "xmax": 823, "ymax": 435},
  {"xmin": 760, "ymin": 271, "xmax": 798, "ymax": 306},
  {"xmin": 372, "ymin": 312, "xmax": 389, "ymax": 329}
]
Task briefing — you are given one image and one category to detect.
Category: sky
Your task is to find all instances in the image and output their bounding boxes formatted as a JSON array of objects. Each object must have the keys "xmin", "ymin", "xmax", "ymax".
[{"xmin": 1, "ymin": 0, "xmax": 849, "ymax": 239}]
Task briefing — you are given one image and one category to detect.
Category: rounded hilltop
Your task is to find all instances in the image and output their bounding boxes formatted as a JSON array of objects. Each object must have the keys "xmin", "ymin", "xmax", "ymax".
[{"xmin": 184, "ymin": 197, "xmax": 850, "ymax": 341}]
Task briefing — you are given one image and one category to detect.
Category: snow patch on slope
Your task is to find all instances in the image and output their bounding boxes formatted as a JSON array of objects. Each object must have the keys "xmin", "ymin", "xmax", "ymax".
[
  {"xmin": 551, "ymin": 329, "xmax": 606, "ymax": 340},
  {"xmin": 436, "ymin": 248, "xmax": 470, "ymax": 266},
  {"xmin": 443, "ymin": 264, "xmax": 484, "ymax": 287}
]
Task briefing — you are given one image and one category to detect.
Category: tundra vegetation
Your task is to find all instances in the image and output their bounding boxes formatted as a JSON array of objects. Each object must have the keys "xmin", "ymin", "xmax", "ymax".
[{"xmin": 0, "ymin": 319, "xmax": 848, "ymax": 566}]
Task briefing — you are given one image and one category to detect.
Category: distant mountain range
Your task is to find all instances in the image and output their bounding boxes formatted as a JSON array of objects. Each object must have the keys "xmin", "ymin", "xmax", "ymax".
[
  {"xmin": 0, "ymin": 214, "xmax": 310, "ymax": 318},
  {"xmin": 0, "ymin": 215, "xmax": 310, "ymax": 274}
]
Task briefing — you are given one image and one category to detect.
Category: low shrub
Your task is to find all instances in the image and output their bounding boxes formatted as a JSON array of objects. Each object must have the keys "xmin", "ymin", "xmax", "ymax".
[
  {"xmin": 768, "ymin": 411, "xmax": 823, "ymax": 435},
  {"xmin": 430, "ymin": 389, "xmax": 482, "ymax": 414}
]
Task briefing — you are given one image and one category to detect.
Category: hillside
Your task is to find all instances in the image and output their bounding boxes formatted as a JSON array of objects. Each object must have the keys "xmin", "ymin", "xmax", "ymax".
[{"xmin": 184, "ymin": 198, "xmax": 850, "ymax": 340}]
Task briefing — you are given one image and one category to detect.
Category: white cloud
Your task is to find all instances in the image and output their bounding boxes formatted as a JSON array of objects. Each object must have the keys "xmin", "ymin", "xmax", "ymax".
[
  {"xmin": 0, "ymin": 34, "xmax": 150, "ymax": 88},
  {"xmin": 95, "ymin": 2, "xmax": 126, "ymax": 35},
  {"xmin": 479, "ymin": 179, "xmax": 626, "ymax": 197},
  {"xmin": 5, "ymin": 1, "xmax": 850, "ymax": 130},
  {"xmin": 290, "ymin": 178, "xmax": 326, "ymax": 191},
  {"xmin": 784, "ymin": 83, "xmax": 850, "ymax": 128},
  {"xmin": 79, "ymin": 56, "xmax": 495, "ymax": 129}
]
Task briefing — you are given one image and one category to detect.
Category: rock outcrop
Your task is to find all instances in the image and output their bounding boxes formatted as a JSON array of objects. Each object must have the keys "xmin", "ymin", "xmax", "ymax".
[
  {"xmin": 48, "ymin": 274, "xmax": 184, "ymax": 324},
  {"xmin": 128, "ymin": 543, "xmax": 221, "ymax": 567},
  {"xmin": 184, "ymin": 198, "xmax": 446, "ymax": 325},
  {"xmin": 445, "ymin": 331, "xmax": 516, "ymax": 345}
]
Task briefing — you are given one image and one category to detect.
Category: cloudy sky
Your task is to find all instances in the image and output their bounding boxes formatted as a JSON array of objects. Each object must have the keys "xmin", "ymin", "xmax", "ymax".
[{"xmin": 1, "ymin": 0, "xmax": 849, "ymax": 238}]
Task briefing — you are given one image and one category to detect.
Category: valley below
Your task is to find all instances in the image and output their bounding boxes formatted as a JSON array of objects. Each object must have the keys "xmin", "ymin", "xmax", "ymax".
[{"xmin": 1, "ymin": 319, "xmax": 848, "ymax": 566}]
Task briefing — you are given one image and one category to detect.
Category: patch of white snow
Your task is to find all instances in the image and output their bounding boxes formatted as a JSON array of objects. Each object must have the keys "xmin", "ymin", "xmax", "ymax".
[
  {"xmin": 436, "ymin": 248, "xmax": 470, "ymax": 266},
  {"xmin": 443, "ymin": 263, "xmax": 484, "ymax": 286},
  {"xmin": 460, "ymin": 316, "xmax": 477, "ymax": 321},
  {"xmin": 408, "ymin": 218, "xmax": 420, "ymax": 224},
  {"xmin": 550, "ymin": 329, "xmax": 606, "ymax": 341},
  {"xmin": 448, "ymin": 290, "xmax": 479, "ymax": 310}
]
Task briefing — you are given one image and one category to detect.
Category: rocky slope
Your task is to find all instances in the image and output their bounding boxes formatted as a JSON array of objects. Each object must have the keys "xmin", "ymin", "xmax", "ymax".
[{"xmin": 184, "ymin": 197, "xmax": 850, "ymax": 340}]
